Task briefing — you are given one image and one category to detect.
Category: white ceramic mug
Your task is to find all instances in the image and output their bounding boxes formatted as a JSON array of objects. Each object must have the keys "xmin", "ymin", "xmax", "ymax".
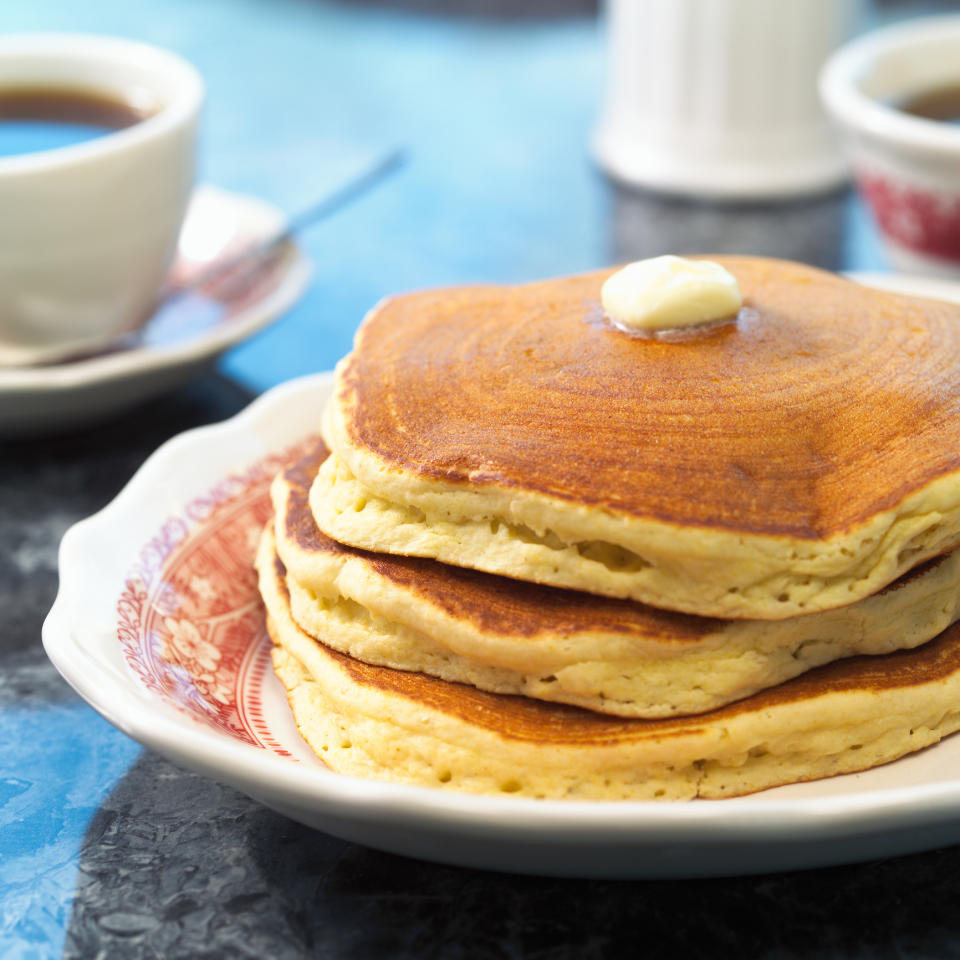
[{"xmin": 0, "ymin": 34, "xmax": 203, "ymax": 365}]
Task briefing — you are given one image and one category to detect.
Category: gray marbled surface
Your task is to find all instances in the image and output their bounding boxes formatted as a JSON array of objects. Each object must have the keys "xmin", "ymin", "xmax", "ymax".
[{"xmin": 61, "ymin": 755, "xmax": 960, "ymax": 959}]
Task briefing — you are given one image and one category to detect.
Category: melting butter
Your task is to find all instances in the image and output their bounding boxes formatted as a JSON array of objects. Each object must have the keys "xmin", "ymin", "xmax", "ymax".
[{"xmin": 601, "ymin": 256, "xmax": 742, "ymax": 334}]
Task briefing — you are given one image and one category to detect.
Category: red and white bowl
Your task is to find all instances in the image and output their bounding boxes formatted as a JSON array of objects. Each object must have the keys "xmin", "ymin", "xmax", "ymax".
[{"xmin": 821, "ymin": 15, "xmax": 960, "ymax": 277}]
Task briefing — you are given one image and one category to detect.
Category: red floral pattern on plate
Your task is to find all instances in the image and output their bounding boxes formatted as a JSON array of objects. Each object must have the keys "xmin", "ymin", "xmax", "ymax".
[{"xmin": 117, "ymin": 439, "xmax": 314, "ymax": 757}]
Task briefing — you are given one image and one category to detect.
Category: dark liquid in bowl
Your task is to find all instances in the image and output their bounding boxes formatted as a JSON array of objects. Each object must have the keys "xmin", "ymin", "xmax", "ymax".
[
  {"xmin": 0, "ymin": 86, "xmax": 154, "ymax": 157},
  {"xmin": 895, "ymin": 83, "xmax": 960, "ymax": 126}
]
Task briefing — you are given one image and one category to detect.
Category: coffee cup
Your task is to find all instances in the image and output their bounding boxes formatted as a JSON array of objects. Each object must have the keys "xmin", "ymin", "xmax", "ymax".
[
  {"xmin": 820, "ymin": 15, "xmax": 960, "ymax": 277},
  {"xmin": 0, "ymin": 34, "xmax": 203, "ymax": 365}
]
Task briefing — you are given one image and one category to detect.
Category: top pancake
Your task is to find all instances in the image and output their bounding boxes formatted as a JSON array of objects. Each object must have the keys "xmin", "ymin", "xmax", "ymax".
[{"xmin": 319, "ymin": 257, "xmax": 960, "ymax": 618}]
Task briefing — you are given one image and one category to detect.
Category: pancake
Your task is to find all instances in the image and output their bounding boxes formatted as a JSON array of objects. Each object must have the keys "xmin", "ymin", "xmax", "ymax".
[
  {"xmin": 314, "ymin": 257, "xmax": 960, "ymax": 619},
  {"xmin": 258, "ymin": 529, "xmax": 960, "ymax": 800},
  {"xmin": 277, "ymin": 443, "xmax": 960, "ymax": 717}
]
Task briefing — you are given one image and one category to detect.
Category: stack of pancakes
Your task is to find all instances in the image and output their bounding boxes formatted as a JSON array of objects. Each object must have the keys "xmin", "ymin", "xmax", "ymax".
[{"xmin": 257, "ymin": 256, "xmax": 960, "ymax": 800}]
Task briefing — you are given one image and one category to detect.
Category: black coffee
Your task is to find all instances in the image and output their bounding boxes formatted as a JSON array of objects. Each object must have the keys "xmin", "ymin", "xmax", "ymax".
[
  {"xmin": 0, "ymin": 86, "xmax": 154, "ymax": 157},
  {"xmin": 895, "ymin": 83, "xmax": 960, "ymax": 126}
]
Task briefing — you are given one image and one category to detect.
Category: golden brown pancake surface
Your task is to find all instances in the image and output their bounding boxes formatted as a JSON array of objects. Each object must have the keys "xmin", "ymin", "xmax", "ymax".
[{"xmin": 338, "ymin": 256, "xmax": 960, "ymax": 539}]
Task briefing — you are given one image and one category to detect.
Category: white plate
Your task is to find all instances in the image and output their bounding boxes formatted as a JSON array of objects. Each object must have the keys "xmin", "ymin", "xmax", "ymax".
[
  {"xmin": 43, "ymin": 276, "xmax": 960, "ymax": 879},
  {"xmin": 0, "ymin": 186, "xmax": 311, "ymax": 437}
]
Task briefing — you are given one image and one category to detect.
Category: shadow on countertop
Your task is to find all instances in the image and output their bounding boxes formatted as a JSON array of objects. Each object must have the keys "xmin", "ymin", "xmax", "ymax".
[
  {"xmin": 609, "ymin": 185, "xmax": 852, "ymax": 272},
  {"xmin": 63, "ymin": 751, "xmax": 960, "ymax": 960}
]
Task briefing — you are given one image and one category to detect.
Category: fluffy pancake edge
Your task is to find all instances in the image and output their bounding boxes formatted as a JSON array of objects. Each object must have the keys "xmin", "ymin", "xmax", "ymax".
[{"xmin": 276, "ymin": 449, "xmax": 960, "ymax": 716}]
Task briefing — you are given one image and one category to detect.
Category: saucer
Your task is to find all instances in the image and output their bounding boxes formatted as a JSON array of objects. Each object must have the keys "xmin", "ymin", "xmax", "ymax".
[{"xmin": 0, "ymin": 185, "xmax": 311, "ymax": 438}]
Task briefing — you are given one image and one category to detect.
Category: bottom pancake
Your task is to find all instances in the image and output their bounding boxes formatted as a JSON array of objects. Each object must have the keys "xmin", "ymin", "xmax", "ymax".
[{"xmin": 258, "ymin": 529, "xmax": 960, "ymax": 801}]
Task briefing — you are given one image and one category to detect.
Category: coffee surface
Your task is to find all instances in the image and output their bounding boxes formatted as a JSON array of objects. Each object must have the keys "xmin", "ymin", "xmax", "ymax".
[
  {"xmin": 895, "ymin": 83, "xmax": 960, "ymax": 126},
  {"xmin": 0, "ymin": 86, "xmax": 153, "ymax": 157}
]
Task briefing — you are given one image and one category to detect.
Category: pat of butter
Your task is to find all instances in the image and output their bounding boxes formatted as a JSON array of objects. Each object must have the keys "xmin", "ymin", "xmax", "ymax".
[{"xmin": 601, "ymin": 256, "xmax": 742, "ymax": 333}]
